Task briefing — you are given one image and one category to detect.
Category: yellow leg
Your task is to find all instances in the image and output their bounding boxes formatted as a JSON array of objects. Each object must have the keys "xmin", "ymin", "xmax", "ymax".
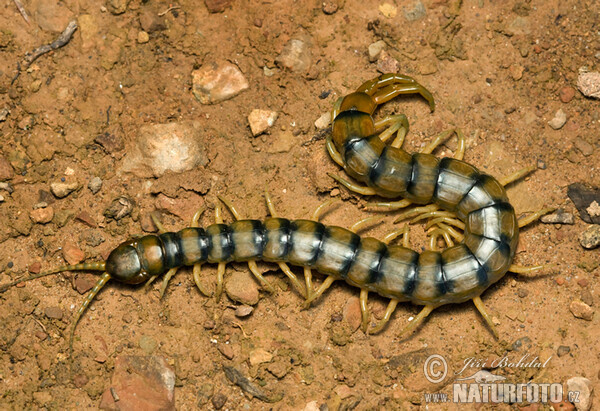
[
  {"xmin": 349, "ymin": 216, "xmax": 382, "ymax": 233},
  {"xmin": 518, "ymin": 208, "xmax": 554, "ymax": 228},
  {"xmin": 424, "ymin": 216, "xmax": 465, "ymax": 231},
  {"xmin": 303, "ymin": 275, "xmax": 336, "ymax": 308},
  {"xmin": 328, "ymin": 173, "xmax": 377, "ymax": 196},
  {"xmin": 311, "ymin": 198, "xmax": 340, "ymax": 221},
  {"xmin": 508, "ymin": 264, "xmax": 554, "ymax": 277},
  {"xmin": 472, "ymin": 296, "xmax": 499, "ymax": 339},
  {"xmin": 499, "ymin": 165, "xmax": 537, "ymax": 187},
  {"xmin": 410, "ymin": 210, "xmax": 459, "ymax": 224},
  {"xmin": 304, "ymin": 267, "xmax": 314, "ymax": 301},
  {"xmin": 454, "ymin": 129, "xmax": 466, "ymax": 160},
  {"xmin": 394, "ymin": 204, "xmax": 439, "ymax": 223},
  {"xmin": 159, "ymin": 267, "xmax": 178, "ymax": 299},
  {"xmin": 374, "ymin": 114, "xmax": 409, "ymax": 146},
  {"xmin": 326, "ymin": 135, "xmax": 345, "ymax": 167},
  {"xmin": 369, "ymin": 299, "xmax": 399, "ymax": 334},
  {"xmin": 397, "ymin": 304, "xmax": 435, "ymax": 339},
  {"xmin": 366, "ymin": 198, "xmax": 412, "ymax": 212},
  {"xmin": 278, "ymin": 262, "xmax": 307, "ymax": 298},
  {"xmin": 247, "ymin": 260, "xmax": 276, "ymax": 293},
  {"xmin": 192, "ymin": 263, "xmax": 211, "ymax": 297},
  {"xmin": 151, "ymin": 212, "xmax": 167, "ymax": 234},
  {"xmin": 215, "ymin": 262, "xmax": 226, "ymax": 301},
  {"xmin": 359, "ymin": 289, "xmax": 370, "ymax": 332},
  {"xmin": 382, "ymin": 225, "xmax": 407, "ymax": 245},
  {"xmin": 331, "ymin": 96, "xmax": 343, "ymax": 120},
  {"xmin": 421, "ymin": 129, "xmax": 456, "ymax": 154}
]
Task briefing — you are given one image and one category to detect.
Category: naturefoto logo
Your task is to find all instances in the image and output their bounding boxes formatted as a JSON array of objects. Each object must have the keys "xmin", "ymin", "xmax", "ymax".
[{"xmin": 422, "ymin": 354, "xmax": 579, "ymax": 404}]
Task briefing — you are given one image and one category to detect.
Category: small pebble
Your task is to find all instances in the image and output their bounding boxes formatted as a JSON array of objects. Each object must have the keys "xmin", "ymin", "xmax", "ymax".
[
  {"xmin": 581, "ymin": 289, "xmax": 594, "ymax": 307},
  {"xmin": 378, "ymin": 3, "xmax": 397, "ymax": 18},
  {"xmin": 368, "ymin": 40, "xmax": 386, "ymax": 62},
  {"xmin": 62, "ymin": 241, "xmax": 85, "ymax": 265},
  {"xmin": 88, "ymin": 177, "xmax": 102, "ymax": 194},
  {"xmin": 137, "ymin": 31, "xmax": 149, "ymax": 44},
  {"xmin": 45, "ymin": 306, "xmax": 63, "ymax": 320},
  {"xmin": 537, "ymin": 159, "xmax": 547, "ymax": 169},
  {"xmin": 577, "ymin": 71, "xmax": 600, "ymax": 99},
  {"xmin": 566, "ymin": 377, "xmax": 593, "ymax": 411},
  {"xmin": 74, "ymin": 275, "xmax": 96, "ymax": 294},
  {"xmin": 249, "ymin": 348, "xmax": 273, "ymax": 366},
  {"xmin": 50, "ymin": 181, "xmax": 80, "ymax": 198},
  {"xmin": 247, "ymin": 109, "xmax": 278, "ymax": 136},
  {"xmin": 579, "ymin": 225, "xmax": 600, "ymax": 249},
  {"xmin": 322, "ymin": 0, "xmax": 338, "ymax": 14},
  {"xmin": 75, "ymin": 211, "xmax": 97, "ymax": 227},
  {"xmin": 557, "ymin": 345, "xmax": 570, "ymax": 357},
  {"xmin": 376, "ymin": 50, "xmax": 399, "ymax": 73},
  {"xmin": 556, "ymin": 277, "xmax": 566, "ymax": 286},
  {"xmin": 225, "ymin": 270, "xmax": 259, "ymax": 305},
  {"xmin": 217, "ymin": 343, "xmax": 234, "ymax": 360},
  {"xmin": 314, "ymin": 112, "xmax": 331, "ymax": 130},
  {"xmin": 540, "ymin": 209, "xmax": 574, "ymax": 225},
  {"xmin": 574, "ymin": 137, "xmax": 594, "ymax": 156},
  {"xmin": 28, "ymin": 262, "xmax": 41, "ymax": 274},
  {"xmin": 192, "ymin": 62, "xmax": 249, "ymax": 104},
  {"xmin": 95, "ymin": 132, "xmax": 124, "ymax": 153},
  {"xmin": 204, "ymin": 0, "xmax": 232, "ymax": 13},
  {"xmin": 559, "ymin": 86, "xmax": 576, "ymax": 103},
  {"xmin": 403, "ymin": 0, "xmax": 426, "ymax": 21},
  {"xmin": 517, "ymin": 288, "xmax": 528, "ymax": 298},
  {"xmin": 104, "ymin": 196, "xmax": 134, "ymax": 221},
  {"xmin": 509, "ymin": 64, "xmax": 524, "ymax": 81},
  {"xmin": 0, "ymin": 155, "xmax": 14, "ymax": 180},
  {"xmin": 211, "ymin": 393, "xmax": 227, "ymax": 410},
  {"xmin": 569, "ymin": 299, "xmax": 594, "ymax": 321},
  {"xmin": 234, "ymin": 305, "xmax": 254, "ymax": 317},
  {"xmin": 567, "ymin": 183, "xmax": 600, "ymax": 224},
  {"xmin": 267, "ymin": 360, "xmax": 289, "ymax": 379},
  {"xmin": 30, "ymin": 207, "xmax": 54, "ymax": 224},
  {"xmin": 548, "ymin": 109, "xmax": 567, "ymax": 130},
  {"xmin": 139, "ymin": 335, "xmax": 158, "ymax": 354},
  {"xmin": 275, "ymin": 38, "xmax": 312, "ymax": 73}
]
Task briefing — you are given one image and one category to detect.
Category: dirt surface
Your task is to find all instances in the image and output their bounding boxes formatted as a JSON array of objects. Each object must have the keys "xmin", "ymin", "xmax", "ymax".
[{"xmin": 0, "ymin": 0, "xmax": 599, "ymax": 409}]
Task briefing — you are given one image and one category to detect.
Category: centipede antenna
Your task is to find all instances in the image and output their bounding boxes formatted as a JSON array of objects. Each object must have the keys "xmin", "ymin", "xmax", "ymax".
[
  {"xmin": 0, "ymin": 262, "xmax": 106, "ymax": 292},
  {"xmin": 472, "ymin": 296, "xmax": 499, "ymax": 339},
  {"xmin": 328, "ymin": 173, "xmax": 377, "ymax": 196},
  {"xmin": 69, "ymin": 272, "xmax": 111, "ymax": 356},
  {"xmin": 499, "ymin": 164, "xmax": 537, "ymax": 187},
  {"xmin": 517, "ymin": 208, "xmax": 554, "ymax": 228}
]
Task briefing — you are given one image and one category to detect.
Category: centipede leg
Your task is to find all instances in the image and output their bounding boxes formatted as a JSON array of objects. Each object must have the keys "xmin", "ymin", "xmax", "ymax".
[
  {"xmin": 159, "ymin": 268, "xmax": 178, "ymax": 298},
  {"xmin": 472, "ymin": 296, "xmax": 499, "ymax": 339},
  {"xmin": 369, "ymin": 299, "xmax": 399, "ymax": 334},
  {"xmin": 382, "ymin": 224, "xmax": 409, "ymax": 245},
  {"xmin": 263, "ymin": 191, "xmax": 308, "ymax": 297},
  {"xmin": 366, "ymin": 198, "xmax": 412, "ymax": 212},
  {"xmin": 215, "ymin": 262, "xmax": 226, "ymax": 301},
  {"xmin": 326, "ymin": 135, "xmax": 345, "ymax": 167},
  {"xmin": 303, "ymin": 275, "xmax": 336, "ymax": 309},
  {"xmin": 508, "ymin": 264, "xmax": 555, "ymax": 277},
  {"xmin": 397, "ymin": 304, "xmax": 435, "ymax": 339},
  {"xmin": 394, "ymin": 204, "xmax": 439, "ymax": 223},
  {"xmin": 349, "ymin": 216, "xmax": 383, "ymax": 233},
  {"xmin": 331, "ymin": 96, "xmax": 343, "ymax": 120},
  {"xmin": 190, "ymin": 208, "xmax": 211, "ymax": 297},
  {"xmin": 421, "ymin": 129, "xmax": 463, "ymax": 156},
  {"xmin": 311, "ymin": 198, "xmax": 340, "ymax": 221},
  {"xmin": 358, "ymin": 74, "xmax": 435, "ymax": 111},
  {"xmin": 328, "ymin": 173, "xmax": 377, "ymax": 196},
  {"xmin": 303, "ymin": 267, "xmax": 314, "ymax": 301},
  {"xmin": 150, "ymin": 212, "xmax": 167, "ymax": 234},
  {"xmin": 374, "ymin": 114, "xmax": 409, "ymax": 147},
  {"xmin": 517, "ymin": 208, "xmax": 554, "ymax": 228},
  {"xmin": 499, "ymin": 165, "xmax": 537, "ymax": 187},
  {"xmin": 248, "ymin": 261, "xmax": 276, "ymax": 293},
  {"xmin": 359, "ymin": 289, "xmax": 370, "ymax": 332}
]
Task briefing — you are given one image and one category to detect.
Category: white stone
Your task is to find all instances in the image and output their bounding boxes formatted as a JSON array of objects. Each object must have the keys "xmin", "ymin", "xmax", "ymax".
[
  {"xmin": 547, "ymin": 109, "xmax": 567, "ymax": 130},
  {"xmin": 315, "ymin": 112, "xmax": 332, "ymax": 129},
  {"xmin": 368, "ymin": 40, "xmax": 386, "ymax": 62},
  {"xmin": 248, "ymin": 109, "xmax": 278, "ymax": 136},
  {"xmin": 192, "ymin": 62, "xmax": 249, "ymax": 104},
  {"xmin": 577, "ymin": 71, "xmax": 600, "ymax": 99},
  {"xmin": 566, "ymin": 377, "xmax": 594, "ymax": 411}
]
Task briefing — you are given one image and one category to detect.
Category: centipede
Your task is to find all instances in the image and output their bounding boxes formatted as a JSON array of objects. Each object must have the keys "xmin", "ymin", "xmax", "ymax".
[{"xmin": 0, "ymin": 73, "xmax": 552, "ymax": 361}]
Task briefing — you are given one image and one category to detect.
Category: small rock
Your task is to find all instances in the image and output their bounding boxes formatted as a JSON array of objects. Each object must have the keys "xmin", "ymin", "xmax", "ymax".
[
  {"xmin": 95, "ymin": 131, "xmax": 124, "ymax": 153},
  {"xmin": 28, "ymin": 262, "xmax": 41, "ymax": 274},
  {"xmin": 540, "ymin": 209, "xmax": 575, "ymax": 225},
  {"xmin": 99, "ymin": 356, "xmax": 175, "ymax": 410},
  {"xmin": 581, "ymin": 289, "xmax": 593, "ymax": 307},
  {"xmin": 266, "ymin": 131, "xmax": 295, "ymax": 153},
  {"xmin": 322, "ymin": 0, "xmax": 338, "ymax": 14},
  {"xmin": 234, "ymin": 305, "xmax": 254, "ymax": 317},
  {"xmin": 569, "ymin": 299, "xmax": 594, "ymax": 321},
  {"xmin": 50, "ymin": 181, "xmax": 80, "ymax": 198},
  {"xmin": 343, "ymin": 296, "xmax": 362, "ymax": 332},
  {"xmin": 104, "ymin": 196, "xmax": 134, "ymax": 221},
  {"xmin": 192, "ymin": 62, "xmax": 249, "ymax": 104},
  {"xmin": 303, "ymin": 401, "xmax": 320, "ymax": 411},
  {"xmin": 568, "ymin": 183, "xmax": 600, "ymax": 224},
  {"xmin": 249, "ymin": 348, "xmax": 273, "ymax": 366},
  {"xmin": 566, "ymin": 377, "xmax": 593, "ymax": 411},
  {"xmin": 548, "ymin": 109, "xmax": 567, "ymax": 130},
  {"xmin": 75, "ymin": 211, "xmax": 97, "ymax": 227},
  {"xmin": 204, "ymin": 0, "xmax": 232, "ymax": 13},
  {"xmin": 211, "ymin": 393, "xmax": 227, "ymax": 410},
  {"xmin": 106, "ymin": 0, "xmax": 128, "ymax": 15},
  {"xmin": 248, "ymin": 109, "xmax": 278, "ymax": 136},
  {"xmin": 44, "ymin": 306, "xmax": 63, "ymax": 320},
  {"xmin": 139, "ymin": 11, "xmax": 166, "ymax": 33},
  {"xmin": 0, "ymin": 155, "xmax": 14, "ymax": 180},
  {"xmin": 267, "ymin": 360, "xmax": 289, "ymax": 379},
  {"xmin": 121, "ymin": 122, "xmax": 207, "ymax": 178},
  {"xmin": 557, "ymin": 345, "xmax": 570, "ymax": 357},
  {"xmin": 376, "ymin": 50, "xmax": 400, "ymax": 73},
  {"xmin": 275, "ymin": 38, "xmax": 312, "ymax": 73},
  {"xmin": 559, "ymin": 86, "xmax": 576, "ymax": 103},
  {"xmin": 579, "ymin": 225, "xmax": 600, "ymax": 249},
  {"xmin": 404, "ymin": 0, "xmax": 426, "ymax": 21},
  {"xmin": 315, "ymin": 112, "xmax": 332, "ymax": 129},
  {"xmin": 509, "ymin": 64, "xmax": 524, "ymax": 81},
  {"xmin": 217, "ymin": 343, "xmax": 234, "ymax": 360},
  {"xmin": 139, "ymin": 335, "xmax": 158, "ymax": 354},
  {"xmin": 225, "ymin": 270, "xmax": 259, "ymax": 305},
  {"xmin": 30, "ymin": 207, "xmax": 54, "ymax": 224},
  {"xmin": 378, "ymin": 3, "xmax": 397, "ymax": 18},
  {"xmin": 74, "ymin": 275, "xmax": 96, "ymax": 294},
  {"xmin": 368, "ymin": 40, "xmax": 386, "ymax": 62},
  {"xmin": 574, "ymin": 137, "xmax": 594, "ymax": 157},
  {"xmin": 137, "ymin": 31, "xmax": 149, "ymax": 44},
  {"xmin": 88, "ymin": 177, "xmax": 102, "ymax": 194},
  {"xmin": 517, "ymin": 288, "xmax": 529, "ymax": 298},
  {"xmin": 577, "ymin": 71, "xmax": 600, "ymax": 99},
  {"xmin": 0, "ymin": 108, "xmax": 9, "ymax": 122},
  {"xmin": 62, "ymin": 241, "xmax": 85, "ymax": 265}
]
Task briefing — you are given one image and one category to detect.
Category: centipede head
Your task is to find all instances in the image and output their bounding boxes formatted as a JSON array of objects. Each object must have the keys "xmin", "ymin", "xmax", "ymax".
[{"xmin": 105, "ymin": 240, "xmax": 148, "ymax": 284}]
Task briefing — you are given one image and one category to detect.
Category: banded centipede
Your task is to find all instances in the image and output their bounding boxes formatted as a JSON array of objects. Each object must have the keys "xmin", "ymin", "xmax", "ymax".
[{"xmin": 0, "ymin": 73, "xmax": 551, "ymax": 359}]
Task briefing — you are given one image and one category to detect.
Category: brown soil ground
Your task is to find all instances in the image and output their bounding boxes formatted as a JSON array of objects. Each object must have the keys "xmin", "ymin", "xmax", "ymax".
[{"xmin": 0, "ymin": 0, "xmax": 598, "ymax": 409}]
